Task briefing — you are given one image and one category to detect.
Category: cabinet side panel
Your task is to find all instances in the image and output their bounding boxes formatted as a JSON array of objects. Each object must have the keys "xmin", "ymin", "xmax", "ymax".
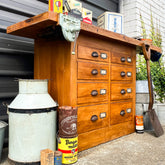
[
  {"xmin": 34, "ymin": 39, "xmax": 72, "ymax": 106},
  {"xmin": 34, "ymin": 39, "xmax": 52, "ymax": 93}
]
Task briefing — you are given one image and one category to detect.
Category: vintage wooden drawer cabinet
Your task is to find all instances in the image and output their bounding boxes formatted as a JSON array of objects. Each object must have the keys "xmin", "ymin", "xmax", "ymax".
[{"xmin": 7, "ymin": 12, "xmax": 160, "ymax": 152}]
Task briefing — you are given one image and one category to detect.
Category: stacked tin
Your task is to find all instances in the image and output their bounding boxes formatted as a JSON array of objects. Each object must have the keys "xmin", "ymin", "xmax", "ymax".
[{"xmin": 58, "ymin": 106, "xmax": 78, "ymax": 164}]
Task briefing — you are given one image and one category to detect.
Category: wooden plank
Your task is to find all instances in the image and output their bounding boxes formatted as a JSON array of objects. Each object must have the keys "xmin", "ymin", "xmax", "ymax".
[
  {"xmin": 7, "ymin": 11, "xmax": 161, "ymax": 52},
  {"xmin": 78, "ymin": 120, "xmax": 135, "ymax": 152},
  {"xmin": 7, "ymin": 12, "xmax": 59, "ymax": 39},
  {"xmin": 106, "ymin": 120, "xmax": 135, "ymax": 142},
  {"xmin": 78, "ymin": 127, "xmax": 107, "ymax": 152},
  {"xmin": 80, "ymin": 22, "xmax": 162, "ymax": 53}
]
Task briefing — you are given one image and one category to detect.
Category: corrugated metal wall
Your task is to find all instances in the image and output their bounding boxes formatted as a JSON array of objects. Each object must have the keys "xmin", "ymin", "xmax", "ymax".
[
  {"xmin": 0, "ymin": 0, "xmax": 119, "ymax": 121},
  {"xmin": 0, "ymin": 0, "xmax": 47, "ymax": 121}
]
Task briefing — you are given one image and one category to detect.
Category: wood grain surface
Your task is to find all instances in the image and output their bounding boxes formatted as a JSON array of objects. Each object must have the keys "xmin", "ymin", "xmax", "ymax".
[
  {"xmin": 105, "ymin": 120, "xmax": 135, "ymax": 142},
  {"xmin": 34, "ymin": 39, "xmax": 72, "ymax": 106},
  {"xmin": 77, "ymin": 82, "xmax": 109, "ymax": 104},
  {"xmin": 110, "ymin": 101, "xmax": 133, "ymax": 125},
  {"xmin": 78, "ymin": 45, "xmax": 109, "ymax": 62},
  {"xmin": 7, "ymin": 12, "xmax": 59, "ymax": 39},
  {"xmin": 78, "ymin": 127, "xmax": 107, "ymax": 151},
  {"xmin": 77, "ymin": 61, "xmax": 109, "ymax": 80},
  {"xmin": 77, "ymin": 104, "xmax": 109, "ymax": 134},
  {"xmin": 7, "ymin": 11, "xmax": 161, "ymax": 53},
  {"xmin": 111, "ymin": 52, "xmax": 133, "ymax": 65},
  {"xmin": 111, "ymin": 64, "xmax": 133, "ymax": 81},
  {"xmin": 111, "ymin": 83, "xmax": 134, "ymax": 101}
]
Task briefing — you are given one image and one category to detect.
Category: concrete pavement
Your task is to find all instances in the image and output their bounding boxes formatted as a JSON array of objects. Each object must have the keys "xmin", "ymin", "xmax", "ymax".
[{"xmin": 1, "ymin": 127, "xmax": 165, "ymax": 165}]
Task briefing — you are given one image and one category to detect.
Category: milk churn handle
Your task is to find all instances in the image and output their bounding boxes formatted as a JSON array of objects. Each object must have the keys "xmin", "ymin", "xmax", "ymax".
[
  {"xmin": 142, "ymin": 43, "xmax": 154, "ymax": 111},
  {"xmin": 2, "ymin": 102, "xmax": 9, "ymax": 114}
]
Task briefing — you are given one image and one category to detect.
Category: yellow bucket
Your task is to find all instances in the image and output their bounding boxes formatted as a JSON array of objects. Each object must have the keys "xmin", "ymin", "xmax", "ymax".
[{"xmin": 58, "ymin": 136, "xmax": 78, "ymax": 164}]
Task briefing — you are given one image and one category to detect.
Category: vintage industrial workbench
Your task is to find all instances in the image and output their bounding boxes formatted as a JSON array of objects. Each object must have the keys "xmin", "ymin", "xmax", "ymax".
[{"xmin": 7, "ymin": 12, "xmax": 161, "ymax": 151}]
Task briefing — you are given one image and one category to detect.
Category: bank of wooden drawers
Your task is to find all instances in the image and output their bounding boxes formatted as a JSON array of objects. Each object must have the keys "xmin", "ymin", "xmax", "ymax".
[
  {"xmin": 77, "ymin": 45, "xmax": 109, "ymax": 142},
  {"xmin": 110, "ymin": 101, "xmax": 133, "ymax": 125},
  {"xmin": 110, "ymin": 51, "xmax": 134, "ymax": 126},
  {"xmin": 77, "ymin": 104, "xmax": 108, "ymax": 134},
  {"xmin": 77, "ymin": 82, "xmax": 109, "ymax": 104},
  {"xmin": 77, "ymin": 44, "xmax": 135, "ymax": 150}
]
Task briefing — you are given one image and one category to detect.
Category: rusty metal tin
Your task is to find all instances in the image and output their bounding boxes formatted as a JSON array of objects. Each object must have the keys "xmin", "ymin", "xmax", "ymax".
[{"xmin": 59, "ymin": 106, "xmax": 77, "ymax": 138}]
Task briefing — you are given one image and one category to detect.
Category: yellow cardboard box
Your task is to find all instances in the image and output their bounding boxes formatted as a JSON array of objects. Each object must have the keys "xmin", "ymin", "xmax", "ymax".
[{"xmin": 49, "ymin": 0, "xmax": 63, "ymax": 13}]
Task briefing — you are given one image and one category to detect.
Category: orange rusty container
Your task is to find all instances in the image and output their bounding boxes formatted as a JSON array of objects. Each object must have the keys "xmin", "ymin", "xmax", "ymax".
[{"xmin": 135, "ymin": 115, "xmax": 144, "ymax": 133}]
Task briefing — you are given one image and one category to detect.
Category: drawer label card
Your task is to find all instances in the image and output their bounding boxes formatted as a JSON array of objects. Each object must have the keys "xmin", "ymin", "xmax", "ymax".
[
  {"xmin": 100, "ymin": 112, "xmax": 106, "ymax": 118},
  {"xmin": 127, "ymin": 72, "xmax": 132, "ymax": 77},
  {"xmin": 127, "ymin": 57, "xmax": 132, "ymax": 63},
  {"xmin": 127, "ymin": 108, "xmax": 132, "ymax": 113},
  {"xmin": 127, "ymin": 88, "xmax": 132, "ymax": 93},
  {"xmin": 100, "ymin": 69, "xmax": 107, "ymax": 75},
  {"xmin": 100, "ymin": 89, "xmax": 107, "ymax": 95},
  {"xmin": 100, "ymin": 53, "xmax": 107, "ymax": 59}
]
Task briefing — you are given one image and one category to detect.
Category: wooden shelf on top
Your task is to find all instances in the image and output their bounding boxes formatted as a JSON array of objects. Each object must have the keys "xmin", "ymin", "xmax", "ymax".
[{"xmin": 7, "ymin": 11, "xmax": 161, "ymax": 53}]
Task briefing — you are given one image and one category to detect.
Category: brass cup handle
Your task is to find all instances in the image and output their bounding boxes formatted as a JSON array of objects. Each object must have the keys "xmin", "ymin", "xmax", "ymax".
[
  {"xmin": 120, "ymin": 71, "xmax": 126, "ymax": 77},
  {"xmin": 91, "ymin": 115, "xmax": 98, "ymax": 122},
  {"xmin": 120, "ymin": 110, "xmax": 125, "ymax": 116},
  {"xmin": 121, "ymin": 57, "xmax": 126, "ymax": 62},
  {"xmin": 92, "ymin": 52, "xmax": 99, "ymax": 58},
  {"xmin": 91, "ymin": 69, "xmax": 98, "ymax": 75},
  {"xmin": 91, "ymin": 90, "xmax": 98, "ymax": 96},
  {"xmin": 120, "ymin": 89, "xmax": 126, "ymax": 95}
]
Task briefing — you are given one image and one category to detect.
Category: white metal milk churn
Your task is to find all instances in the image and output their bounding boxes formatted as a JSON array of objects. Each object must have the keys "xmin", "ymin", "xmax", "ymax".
[{"xmin": 8, "ymin": 79, "xmax": 58, "ymax": 164}]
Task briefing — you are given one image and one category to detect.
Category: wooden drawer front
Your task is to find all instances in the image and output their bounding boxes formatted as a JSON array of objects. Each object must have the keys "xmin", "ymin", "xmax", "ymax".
[
  {"xmin": 77, "ymin": 104, "xmax": 109, "ymax": 134},
  {"xmin": 78, "ymin": 45, "xmax": 109, "ymax": 62},
  {"xmin": 77, "ymin": 83, "xmax": 109, "ymax": 104},
  {"xmin": 111, "ymin": 83, "xmax": 134, "ymax": 100},
  {"xmin": 78, "ymin": 127, "xmax": 106, "ymax": 152},
  {"xmin": 78, "ymin": 61, "xmax": 109, "ymax": 80},
  {"xmin": 111, "ymin": 65, "xmax": 133, "ymax": 81},
  {"xmin": 111, "ymin": 52, "xmax": 133, "ymax": 65},
  {"xmin": 110, "ymin": 102, "xmax": 133, "ymax": 125}
]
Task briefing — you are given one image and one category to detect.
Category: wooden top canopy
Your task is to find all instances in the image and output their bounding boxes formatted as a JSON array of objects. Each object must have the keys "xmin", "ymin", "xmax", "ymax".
[{"xmin": 7, "ymin": 11, "xmax": 161, "ymax": 53}]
